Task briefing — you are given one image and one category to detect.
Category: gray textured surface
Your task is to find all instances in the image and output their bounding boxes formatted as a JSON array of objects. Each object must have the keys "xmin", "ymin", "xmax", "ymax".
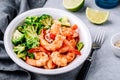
[{"xmin": 0, "ymin": 0, "xmax": 120, "ymax": 80}]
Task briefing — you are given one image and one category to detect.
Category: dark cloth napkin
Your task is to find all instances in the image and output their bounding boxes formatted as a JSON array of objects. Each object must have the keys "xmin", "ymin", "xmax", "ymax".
[{"xmin": 0, "ymin": 0, "xmax": 47, "ymax": 80}]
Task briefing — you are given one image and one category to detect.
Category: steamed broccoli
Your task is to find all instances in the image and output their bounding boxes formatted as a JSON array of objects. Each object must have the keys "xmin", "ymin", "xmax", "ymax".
[
  {"xmin": 13, "ymin": 43, "xmax": 35, "ymax": 60},
  {"xmin": 58, "ymin": 16, "xmax": 70, "ymax": 26},
  {"xmin": 23, "ymin": 16, "xmax": 40, "ymax": 34},
  {"xmin": 27, "ymin": 53, "xmax": 35, "ymax": 59},
  {"xmin": 12, "ymin": 30, "xmax": 25, "ymax": 45},
  {"xmin": 17, "ymin": 26, "xmax": 23, "ymax": 32},
  {"xmin": 13, "ymin": 43, "xmax": 26, "ymax": 53},
  {"xmin": 25, "ymin": 26, "xmax": 39, "ymax": 49},
  {"xmin": 24, "ymin": 16, "xmax": 47, "ymax": 34},
  {"xmin": 13, "ymin": 43, "xmax": 27, "ymax": 60},
  {"xmin": 17, "ymin": 51, "xmax": 28, "ymax": 60},
  {"xmin": 25, "ymin": 16, "xmax": 38, "ymax": 26},
  {"xmin": 12, "ymin": 14, "xmax": 54, "ymax": 60},
  {"xmin": 24, "ymin": 16, "xmax": 40, "ymax": 27},
  {"xmin": 17, "ymin": 25, "xmax": 27, "ymax": 33},
  {"xmin": 39, "ymin": 14, "xmax": 53, "ymax": 29}
]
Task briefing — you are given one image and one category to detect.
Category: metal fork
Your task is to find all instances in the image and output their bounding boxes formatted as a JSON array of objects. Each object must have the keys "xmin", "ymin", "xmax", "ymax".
[{"xmin": 76, "ymin": 29, "xmax": 105, "ymax": 80}]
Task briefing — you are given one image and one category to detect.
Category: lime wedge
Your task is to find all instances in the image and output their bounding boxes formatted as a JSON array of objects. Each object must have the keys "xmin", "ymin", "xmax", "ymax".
[
  {"xmin": 86, "ymin": 7, "xmax": 109, "ymax": 24},
  {"xmin": 63, "ymin": 0, "xmax": 84, "ymax": 11}
]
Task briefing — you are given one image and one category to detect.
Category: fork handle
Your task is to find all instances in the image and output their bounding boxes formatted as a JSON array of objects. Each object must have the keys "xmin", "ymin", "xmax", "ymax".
[
  {"xmin": 76, "ymin": 48, "xmax": 95, "ymax": 80},
  {"xmin": 76, "ymin": 58, "xmax": 92, "ymax": 80}
]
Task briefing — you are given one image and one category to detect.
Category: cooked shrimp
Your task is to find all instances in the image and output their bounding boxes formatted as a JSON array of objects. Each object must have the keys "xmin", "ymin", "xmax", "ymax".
[
  {"xmin": 26, "ymin": 52, "xmax": 49, "ymax": 67},
  {"xmin": 51, "ymin": 51, "xmax": 76, "ymax": 67},
  {"xmin": 72, "ymin": 32, "xmax": 79, "ymax": 38},
  {"xmin": 69, "ymin": 39, "xmax": 77, "ymax": 48},
  {"xmin": 66, "ymin": 52, "xmax": 76, "ymax": 63},
  {"xmin": 64, "ymin": 39, "xmax": 75, "ymax": 50},
  {"xmin": 61, "ymin": 25, "xmax": 79, "ymax": 39},
  {"xmin": 59, "ymin": 46, "xmax": 69, "ymax": 53},
  {"xmin": 59, "ymin": 39, "xmax": 77, "ymax": 53},
  {"xmin": 51, "ymin": 51, "xmax": 68, "ymax": 67},
  {"xmin": 44, "ymin": 59, "xmax": 56, "ymax": 69},
  {"xmin": 61, "ymin": 27, "xmax": 73, "ymax": 37},
  {"xmin": 50, "ymin": 20, "xmax": 61, "ymax": 35},
  {"xmin": 64, "ymin": 39, "xmax": 80, "ymax": 55},
  {"xmin": 40, "ymin": 30, "xmax": 66, "ymax": 51}
]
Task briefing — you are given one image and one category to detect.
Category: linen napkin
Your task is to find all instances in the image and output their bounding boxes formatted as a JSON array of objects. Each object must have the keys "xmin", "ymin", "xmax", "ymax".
[{"xmin": 0, "ymin": 0, "xmax": 47, "ymax": 80}]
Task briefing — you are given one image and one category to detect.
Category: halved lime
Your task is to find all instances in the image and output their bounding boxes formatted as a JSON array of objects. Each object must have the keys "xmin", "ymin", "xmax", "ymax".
[
  {"xmin": 86, "ymin": 7, "xmax": 109, "ymax": 24},
  {"xmin": 63, "ymin": 0, "xmax": 84, "ymax": 11}
]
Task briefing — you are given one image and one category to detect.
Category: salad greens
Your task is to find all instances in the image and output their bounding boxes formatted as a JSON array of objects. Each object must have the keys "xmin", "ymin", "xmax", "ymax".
[{"xmin": 12, "ymin": 14, "xmax": 53, "ymax": 60}]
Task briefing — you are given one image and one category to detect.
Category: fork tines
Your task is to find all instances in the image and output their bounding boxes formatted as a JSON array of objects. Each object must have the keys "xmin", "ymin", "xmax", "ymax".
[{"xmin": 94, "ymin": 29, "xmax": 105, "ymax": 46}]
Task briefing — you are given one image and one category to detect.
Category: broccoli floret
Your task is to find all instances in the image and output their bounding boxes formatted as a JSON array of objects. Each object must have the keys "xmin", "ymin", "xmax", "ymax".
[
  {"xmin": 25, "ymin": 16, "xmax": 38, "ymax": 26},
  {"xmin": 13, "ymin": 43, "xmax": 35, "ymax": 60},
  {"xmin": 12, "ymin": 30, "xmax": 25, "ymax": 45},
  {"xmin": 27, "ymin": 53, "xmax": 35, "ymax": 59},
  {"xmin": 23, "ymin": 15, "xmax": 53, "ymax": 34},
  {"xmin": 17, "ymin": 25, "xmax": 27, "ymax": 33},
  {"xmin": 13, "ymin": 43, "xmax": 26, "ymax": 53},
  {"xmin": 24, "ymin": 16, "xmax": 45, "ymax": 34},
  {"xmin": 13, "ymin": 43, "xmax": 27, "ymax": 60},
  {"xmin": 58, "ymin": 16, "xmax": 70, "ymax": 26},
  {"xmin": 25, "ymin": 26, "xmax": 39, "ymax": 49},
  {"xmin": 17, "ymin": 26, "xmax": 23, "ymax": 32},
  {"xmin": 24, "ymin": 16, "xmax": 39, "ymax": 33},
  {"xmin": 39, "ymin": 14, "xmax": 53, "ymax": 29},
  {"xmin": 17, "ymin": 51, "xmax": 28, "ymax": 60}
]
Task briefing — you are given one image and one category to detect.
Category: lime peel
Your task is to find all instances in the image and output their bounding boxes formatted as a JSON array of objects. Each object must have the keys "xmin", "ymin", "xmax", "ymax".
[
  {"xmin": 86, "ymin": 7, "xmax": 109, "ymax": 24},
  {"xmin": 63, "ymin": 0, "xmax": 84, "ymax": 11}
]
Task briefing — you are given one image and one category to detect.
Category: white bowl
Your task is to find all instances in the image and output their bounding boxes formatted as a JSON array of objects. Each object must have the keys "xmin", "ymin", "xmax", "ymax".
[
  {"xmin": 4, "ymin": 8, "xmax": 92, "ymax": 75},
  {"xmin": 111, "ymin": 32, "xmax": 120, "ymax": 57}
]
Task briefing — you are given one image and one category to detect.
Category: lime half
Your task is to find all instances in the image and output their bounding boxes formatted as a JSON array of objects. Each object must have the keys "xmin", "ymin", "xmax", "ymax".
[
  {"xmin": 86, "ymin": 7, "xmax": 109, "ymax": 24},
  {"xmin": 63, "ymin": 0, "xmax": 84, "ymax": 11}
]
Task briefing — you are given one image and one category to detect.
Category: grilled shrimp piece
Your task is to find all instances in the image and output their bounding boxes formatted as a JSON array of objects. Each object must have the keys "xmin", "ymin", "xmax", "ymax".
[
  {"xmin": 44, "ymin": 59, "xmax": 56, "ymax": 69},
  {"xmin": 51, "ymin": 51, "xmax": 76, "ymax": 67},
  {"xmin": 63, "ymin": 39, "xmax": 80, "ymax": 55},
  {"xmin": 66, "ymin": 52, "xmax": 76, "ymax": 63},
  {"xmin": 50, "ymin": 20, "xmax": 61, "ymax": 35},
  {"xmin": 26, "ymin": 52, "xmax": 49, "ymax": 67},
  {"xmin": 61, "ymin": 27, "xmax": 73, "ymax": 37},
  {"xmin": 60, "ymin": 26, "xmax": 79, "ymax": 38},
  {"xmin": 51, "ymin": 51, "xmax": 68, "ymax": 67},
  {"xmin": 40, "ymin": 30, "xmax": 66, "ymax": 51},
  {"xmin": 58, "ymin": 39, "xmax": 77, "ymax": 56},
  {"xmin": 69, "ymin": 39, "xmax": 77, "ymax": 48},
  {"xmin": 64, "ymin": 39, "xmax": 76, "ymax": 50},
  {"xmin": 59, "ymin": 46, "xmax": 69, "ymax": 53},
  {"xmin": 59, "ymin": 39, "xmax": 77, "ymax": 53}
]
